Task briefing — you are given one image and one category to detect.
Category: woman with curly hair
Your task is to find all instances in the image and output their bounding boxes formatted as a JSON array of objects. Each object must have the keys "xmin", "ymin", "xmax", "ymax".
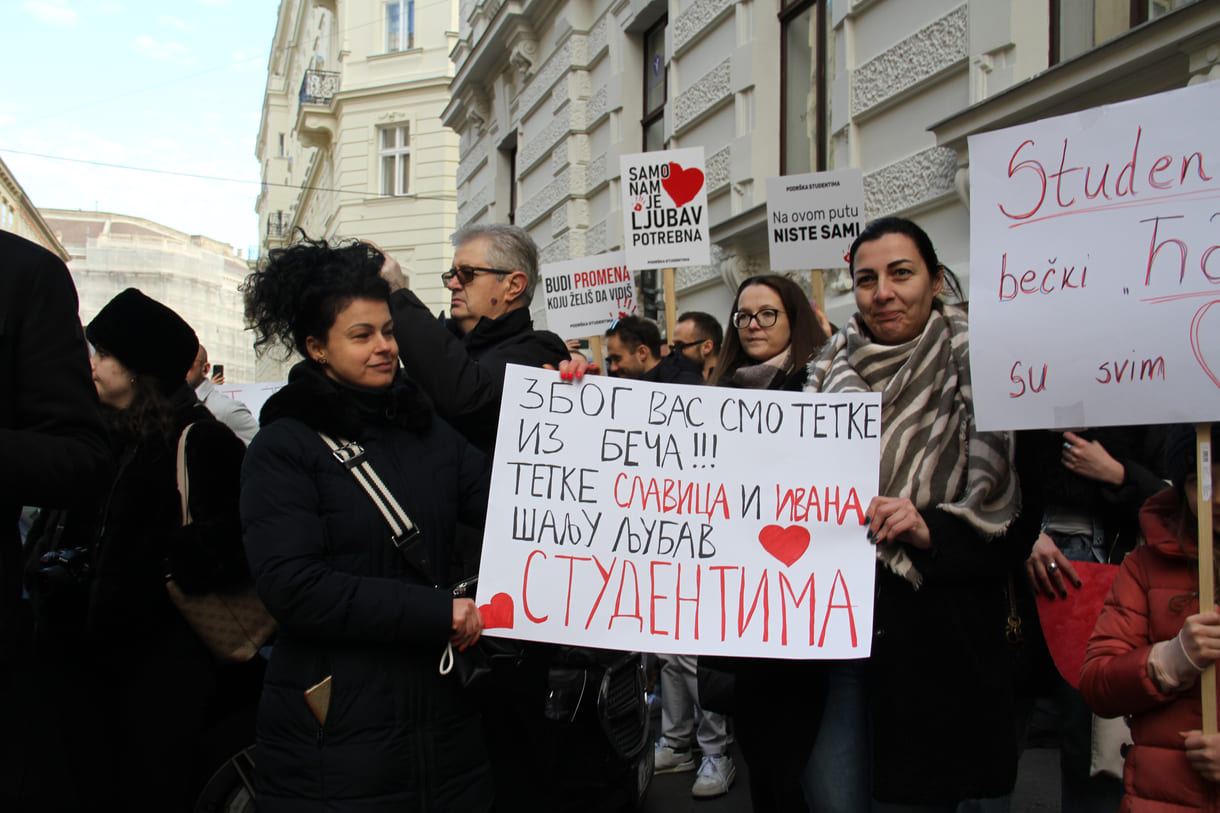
[{"xmin": 240, "ymin": 235, "xmax": 492, "ymax": 812}]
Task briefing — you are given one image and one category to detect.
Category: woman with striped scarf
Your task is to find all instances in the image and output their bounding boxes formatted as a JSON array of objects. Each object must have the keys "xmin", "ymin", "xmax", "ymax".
[{"xmin": 803, "ymin": 217, "xmax": 1023, "ymax": 812}]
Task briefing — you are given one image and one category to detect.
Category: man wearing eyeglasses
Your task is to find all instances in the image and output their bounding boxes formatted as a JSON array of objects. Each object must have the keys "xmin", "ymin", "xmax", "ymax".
[
  {"xmin": 378, "ymin": 224, "xmax": 570, "ymax": 454},
  {"xmin": 604, "ymin": 315, "xmax": 703, "ymax": 384},
  {"xmin": 670, "ymin": 311, "xmax": 723, "ymax": 383}
]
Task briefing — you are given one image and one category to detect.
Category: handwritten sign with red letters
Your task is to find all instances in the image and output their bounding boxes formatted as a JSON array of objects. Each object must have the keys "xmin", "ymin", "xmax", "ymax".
[
  {"xmin": 475, "ymin": 365, "xmax": 880, "ymax": 658},
  {"xmin": 968, "ymin": 82, "xmax": 1220, "ymax": 431}
]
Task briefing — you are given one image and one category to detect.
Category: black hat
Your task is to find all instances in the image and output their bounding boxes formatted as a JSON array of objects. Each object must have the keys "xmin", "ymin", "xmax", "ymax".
[
  {"xmin": 86, "ymin": 288, "xmax": 199, "ymax": 384},
  {"xmin": 1164, "ymin": 422, "xmax": 1218, "ymax": 497}
]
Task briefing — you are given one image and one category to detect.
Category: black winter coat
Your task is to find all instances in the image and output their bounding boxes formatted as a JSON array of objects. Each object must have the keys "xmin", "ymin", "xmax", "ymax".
[
  {"xmin": 241, "ymin": 362, "xmax": 493, "ymax": 812},
  {"xmin": 389, "ymin": 289, "xmax": 569, "ymax": 453},
  {"xmin": 24, "ymin": 383, "xmax": 249, "ymax": 812},
  {"xmin": 0, "ymin": 232, "xmax": 109, "ymax": 653}
]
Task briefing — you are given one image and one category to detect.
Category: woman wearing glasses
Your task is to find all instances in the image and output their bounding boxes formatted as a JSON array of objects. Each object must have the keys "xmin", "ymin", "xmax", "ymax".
[
  {"xmin": 241, "ymin": 236, "xmax": 492, "ymax": 812},
  {"xmin": 804, "ymin": 217, "xmax": 1023, "ymax": 812},
  {"xmin": 707, "ymin": 274, "xmax": 830, "ymax": 810}
]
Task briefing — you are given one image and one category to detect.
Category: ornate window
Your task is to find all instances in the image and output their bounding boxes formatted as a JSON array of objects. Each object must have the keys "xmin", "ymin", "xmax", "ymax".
[
  {"xmin": 379, "ymin": 125, "xmax": 410, "ymax": 196},
  {"xmin": 386, "ymin": 0, "xmax": 415, "ymax": 52},
  {"xmin": 1051, "ymin": 0, "xmax": 1189, "ymax": 65},
  {"xmin": 780, "ymin": 0, "xmax": 826, "ymax": 175},
  {"xmin": 642, "ymin": 18, "xmax": 667, "ymax": 152}
]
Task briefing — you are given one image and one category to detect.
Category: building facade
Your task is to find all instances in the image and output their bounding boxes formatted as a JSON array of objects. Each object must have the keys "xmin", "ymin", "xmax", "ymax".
[
  {"xmin": 444, "ymin": 0, "xmax": 1219, "ymax": 331},
  {"xmin": 43, "ymin": 209, "xmax": 257, "ymax": 384},
  {"xmin": 254, "ymin": 0, "xmax": 463, "ymax": 380},
  {"xmin": 1, "ymin": 156, "xmax": 69, "ymax": 261}
]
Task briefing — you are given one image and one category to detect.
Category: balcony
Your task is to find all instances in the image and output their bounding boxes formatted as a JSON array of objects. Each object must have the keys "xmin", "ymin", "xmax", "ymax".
[
  {"xmin": 297, "ymin": 69, "xmax": 339, "ymax": 148},
  {"xmin": 299, "ymin": 69, "xmax": 339, "ymax": 105},
  {"xmin": 266, "ymin": 211, "xmax": 289, "ymax": 245}
]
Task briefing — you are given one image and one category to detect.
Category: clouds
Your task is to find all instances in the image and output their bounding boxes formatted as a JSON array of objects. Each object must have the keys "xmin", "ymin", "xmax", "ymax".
[
  {"xmin": 131, "ymin": 35, "xmax": 193, "ymax": 63},
  {"xmin": 24, "ymin": 0, "xmax": 79, "ymax": 27},
  {"xmin": 158, "ymin": 15, "xmax": 194, "ymax": 31}
]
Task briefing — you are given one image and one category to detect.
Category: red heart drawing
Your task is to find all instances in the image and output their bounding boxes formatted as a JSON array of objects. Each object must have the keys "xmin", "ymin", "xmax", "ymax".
[
  {"xmin": 480, "ymin": 592, "xmax": 515, "ymax": 629},
  {"xmin": 757, "ymin": 524, "xmax": 810, "ymax": 567},
  {"xmin": 661, "ymin": 162, "xmax": 705, "ymax": 208},
  {"xmin": 1191, "ymin": 299, "xmax": 1220, "ymax": 389}
]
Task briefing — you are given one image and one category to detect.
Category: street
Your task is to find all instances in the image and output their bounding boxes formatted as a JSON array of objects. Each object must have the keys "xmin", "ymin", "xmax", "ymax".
[{"xmin": 641, "ymin": 742, "xmax": 1060, "ymax": 812}]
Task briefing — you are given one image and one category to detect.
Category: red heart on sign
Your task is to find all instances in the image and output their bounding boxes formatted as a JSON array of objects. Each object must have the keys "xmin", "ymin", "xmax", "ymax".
[
  {"xmin": 757, "ymin": 524, "xmax": 810, "ymax": 567},
  {"xmin": 1191, "ymin": 299, "xmax": 1220, "ymax": 389},
  {"xmin": 661, "ymin": 162, "xmax": 705, "ymax": 208},
  {"xmin": 479, "ymin": 592, "xmax": 515, "ymax": 629}
]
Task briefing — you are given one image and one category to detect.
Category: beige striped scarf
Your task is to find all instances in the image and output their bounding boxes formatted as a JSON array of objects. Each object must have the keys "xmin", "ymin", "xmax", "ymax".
[{"xmin": 805, "ymin": 302, "xmax": 1019, "ymax": 588}]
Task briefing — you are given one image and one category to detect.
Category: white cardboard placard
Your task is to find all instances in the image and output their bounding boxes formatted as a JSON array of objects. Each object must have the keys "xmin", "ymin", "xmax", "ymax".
[
  {"xmin": 540, "ymin": 251, "xmax": 636, "ymax": 338},
  {"xmin": 766, "ymin": 169, "xmax": 866, "ymax": 270},
  {"xmin": 620, "ymin": 147, "xmax": 711, "ymax": 270},
  {"xmin": 968, "ymin": 82, "xmax": 1220, "ymax": 431},
  {"xmin": 475, "ymin": 365, "xmax": 880, "ymax": 659}
]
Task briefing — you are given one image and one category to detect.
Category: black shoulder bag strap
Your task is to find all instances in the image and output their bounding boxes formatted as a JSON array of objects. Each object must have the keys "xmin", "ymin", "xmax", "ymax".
[{"xmin": 316, "ymin": 431, "xmax": 434, "ymax": 586}]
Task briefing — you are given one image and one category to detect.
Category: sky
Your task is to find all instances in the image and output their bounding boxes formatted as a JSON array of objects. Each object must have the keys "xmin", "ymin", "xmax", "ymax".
[{"xmin": 1, "ymin": 0, "xmax": 280, "ymax": 256}]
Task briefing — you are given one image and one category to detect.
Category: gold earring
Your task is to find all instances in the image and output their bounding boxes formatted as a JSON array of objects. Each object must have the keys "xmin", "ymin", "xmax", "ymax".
[{"xmin": 319, "ymin": 356, "xmax": 327, "ymax": 365}]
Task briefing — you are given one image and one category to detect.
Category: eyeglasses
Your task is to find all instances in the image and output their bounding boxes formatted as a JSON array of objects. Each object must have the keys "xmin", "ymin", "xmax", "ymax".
[
  {"xmin": 732, "ymin": 308, "xmax": 784, "ymax": 329},
  {"xmin": 441, "ymin": 265, "xmax": 511, "ymax": 285},
  {"xmin": 669, "ymin": 340, "xmax": 703, "ymax": 353}
]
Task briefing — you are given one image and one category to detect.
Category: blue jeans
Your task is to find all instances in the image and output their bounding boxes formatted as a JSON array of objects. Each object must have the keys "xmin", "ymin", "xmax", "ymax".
[{"xmin": 802, "ymin": 659, "xmax": 870, "ymax": 812}]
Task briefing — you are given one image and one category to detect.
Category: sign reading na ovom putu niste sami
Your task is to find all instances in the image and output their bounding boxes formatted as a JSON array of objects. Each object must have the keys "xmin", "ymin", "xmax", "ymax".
[
  {"xmin": 473, "ymin": 365, "xmax": 881, "ymax": 659},
  {"xmin": 620, "ymin": 147, "xmax": 711, "ymax": 271},
  {"xmin": 540, "ymin": 251, "xmax": 636, "ymax": 338},
  {"xmin": 766, "ymin": 168, "xmax": 866, "ymax": 271},
  {"xmin": 967, "ymin": 81, "xmax": 1220, "ymax": 431}
]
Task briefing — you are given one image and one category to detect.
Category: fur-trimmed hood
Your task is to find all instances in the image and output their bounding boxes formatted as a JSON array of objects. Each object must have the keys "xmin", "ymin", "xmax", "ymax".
[{"xmin": 259, "ymin": 360, "xmax": 433, "ymax": 438}]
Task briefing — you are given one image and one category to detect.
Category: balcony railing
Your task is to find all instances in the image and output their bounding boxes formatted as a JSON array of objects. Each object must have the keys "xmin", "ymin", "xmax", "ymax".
[
  {"xmin": 266, "ymin": 211, "xmax": 288, "ymax": 239},
  {"xmin": 299, "ymin": 69, "xmax": 339, "ymax": 106}
]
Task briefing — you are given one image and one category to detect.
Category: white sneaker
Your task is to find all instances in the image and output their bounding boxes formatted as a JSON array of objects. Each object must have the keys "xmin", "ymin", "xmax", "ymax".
[
  {"xmin": 654, "ymin": 744, "xmax": 697, "ymax": 774},
  {"xmin": 691, "ymin": 754, "xmax": 736, "ymax": 799}
]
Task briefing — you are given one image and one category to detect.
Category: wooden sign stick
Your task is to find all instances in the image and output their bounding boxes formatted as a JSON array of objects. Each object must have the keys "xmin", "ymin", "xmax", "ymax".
[
  {"xmin": 1199, "ymin": 422, "xmax": 1216, "ymax": 735},
  {"xmin": 809, "ymin": 269, "xmax": 825, "ymax": 311},
  {"xmin": 663, "ymin": 267, "xmax": 677, "ymax": 342},
  {"xmin": 588, "ymin": 334, "xmax": 604, "ymax": 371}
]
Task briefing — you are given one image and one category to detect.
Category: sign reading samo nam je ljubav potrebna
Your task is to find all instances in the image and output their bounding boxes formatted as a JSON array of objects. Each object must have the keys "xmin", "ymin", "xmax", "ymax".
[
  {"xmin": 620, "ymin": 147, "xmax": 711, "ymax": 271},
  {"xmin": 968, "ymin": 81, "xmax": 1220, "ymax": 432},
  {"xmin": 540, "ymin": 251, "xmax": 636, "ymax": 338},
  {"xmin": 473, "ymin": 365, "xmax": 880, "ymax": 659},
  {"xmin": 766, "ymin": 168, "xmax": 866, "ymax": 271}
]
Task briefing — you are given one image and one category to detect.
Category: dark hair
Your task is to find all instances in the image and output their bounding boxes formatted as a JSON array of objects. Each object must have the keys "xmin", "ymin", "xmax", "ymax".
[
  {"xmin": 710, "ymin": 274, "xmax": 828, "ymax": 386},
  {"xmin": 243, "ymin": 234, "xmax": 391, "ymax": 359},
  {"xmin": 605, "ymin": 315, "xmax": 662, "ymax": 359},
  {"xmin": 677, "ymin": 311, "xmax": 724, "ymax": 354},
  {"xmin": 848, "ymin": 217, "xmax": 964, "ymax": 301},
  {"xmin": 101, "ymin": 369, "xmax": 175, "ymax": 445}
]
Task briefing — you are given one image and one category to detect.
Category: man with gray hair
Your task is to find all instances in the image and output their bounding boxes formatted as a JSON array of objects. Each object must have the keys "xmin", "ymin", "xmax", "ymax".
[{"xmin": 382, "ymin": 223, "xmax": 570, "ymax": 454}]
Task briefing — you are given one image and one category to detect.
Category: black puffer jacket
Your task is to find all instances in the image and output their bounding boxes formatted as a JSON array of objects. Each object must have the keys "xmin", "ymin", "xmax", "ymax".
[
  {"xmin": 241, "ymin": 362, "xmax": 492, "ymax": 812},
  {"xmin": 389, "ymin": 289, "xmax": 569, "ymax": 453}
]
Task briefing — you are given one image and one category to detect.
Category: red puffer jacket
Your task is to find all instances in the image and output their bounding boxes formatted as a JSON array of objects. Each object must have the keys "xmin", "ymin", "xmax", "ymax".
[{"xmin": 1080, "ymin": 488, "xmax": 1220, "ymax": 813}]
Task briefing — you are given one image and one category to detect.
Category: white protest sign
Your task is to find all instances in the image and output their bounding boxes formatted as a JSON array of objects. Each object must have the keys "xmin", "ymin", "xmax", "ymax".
[
  {"xmin": 541, "ymin": 251, "xmax": 636, "ymax": 337},
  {"xmin": 216, "ymin": 381, "xmax": 285, "ymax": 422},
  {"xmin": 968, "ymin": 82, "xmax": 1220, "ymax": 431},
  {"xmin": 474, "ymin": 365, "xmax": 880, "ymax": 659},
  {"xmin": 620, "ymin": 147, "xmax": 711, "ymax": 270},
  {"xmin": 766, "ymin": 169, "xmax": 865, "ymax": 270}
]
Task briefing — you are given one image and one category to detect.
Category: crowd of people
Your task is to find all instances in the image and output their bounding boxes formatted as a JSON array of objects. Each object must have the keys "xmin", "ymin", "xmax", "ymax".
[{"xmin": 2, "ymin": 215, "xmax": 1218, "ymax": 813}]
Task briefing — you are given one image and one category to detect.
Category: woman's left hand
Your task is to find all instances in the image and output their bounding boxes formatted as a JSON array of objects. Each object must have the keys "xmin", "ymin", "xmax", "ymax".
[
  {"xmin": 451, "ymin": 598, "xmax": 484, "ymax": 651},
  {"xmin": 864, "ymin": 496, "xmax": 932, "ymax": 550},
  {"xmin": 1183, "ymin": 731, "xmax": 1220, "ymax": 782},
  {"xmin": 545, "ymin": 354, "xmax": 600, "ymax": 380}
]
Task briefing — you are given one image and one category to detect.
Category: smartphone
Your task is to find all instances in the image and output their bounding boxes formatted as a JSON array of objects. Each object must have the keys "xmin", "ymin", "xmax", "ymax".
[{"xmin": 212, "ymin": 363, "xmax": 224, "ymax": 379}]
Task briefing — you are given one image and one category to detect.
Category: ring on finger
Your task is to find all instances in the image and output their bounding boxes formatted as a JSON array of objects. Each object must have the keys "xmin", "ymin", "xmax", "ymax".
[{"xmin": 1047, "ymin": 561, "xmax": 1059, "ymax": 573}]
